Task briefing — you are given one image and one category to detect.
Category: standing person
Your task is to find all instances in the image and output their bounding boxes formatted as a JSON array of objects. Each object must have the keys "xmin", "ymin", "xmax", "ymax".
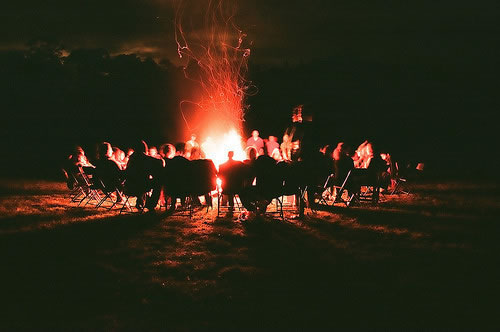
[
  {"xmin": 246, "ymin": 130, "xmax": 264, "ymax": 156},
  {"xmin": 266, "ymin": 135, "xmax": 280, "ymax": 158}
]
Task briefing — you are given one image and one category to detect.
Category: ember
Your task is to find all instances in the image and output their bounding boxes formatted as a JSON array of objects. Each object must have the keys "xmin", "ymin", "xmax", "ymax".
[{"xmin": 174, "ymin": 0, "xmax": 254, "ymax": 166}]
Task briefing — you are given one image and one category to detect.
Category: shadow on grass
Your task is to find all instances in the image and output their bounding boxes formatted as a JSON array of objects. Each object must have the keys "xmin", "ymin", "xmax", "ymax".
[{"xmin": 0, "ymin": 180, "xmax": 499, "ymax": 328}]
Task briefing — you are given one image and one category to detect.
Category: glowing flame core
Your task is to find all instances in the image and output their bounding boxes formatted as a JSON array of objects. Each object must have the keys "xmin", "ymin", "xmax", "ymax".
[{"xmin": 201, "ymin": 128, "xmax": 246, "ymax": 169}]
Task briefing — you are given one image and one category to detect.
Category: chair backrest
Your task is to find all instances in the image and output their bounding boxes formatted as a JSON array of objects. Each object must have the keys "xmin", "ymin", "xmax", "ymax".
[
  {"xmin": 254, "ymin": 155, "xmax": 282, "ymax": 199},
  {"xmin": 189, "ymin": 159, "xmax": 217, "ymax": 195},
  {"xmin": 350, "ymin": 168, "xmax": 375, "ymax": 186},
  {"xmin": 163, "ymin": 156, "xmax": 191, "ymax": 196},
  {"xmin": 92, "ymin": 172, "xmax": 114, "ymax": 193},
  {"xmin": 122, "ymin": 179, "xmax": 143, "ymax": 198},
  {"xmin": 61, "ymin": 168, "xmax": 75, "ymax": 190},
  {"xmin": 277, "ymin": 161, "xmax": 298, "ymax": 195},
  {"xmin": 219, "ymin": 160, "xmax": 247, "ymax": 195}
]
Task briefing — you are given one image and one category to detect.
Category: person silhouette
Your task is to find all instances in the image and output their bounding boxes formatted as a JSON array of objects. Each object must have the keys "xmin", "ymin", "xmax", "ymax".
[
  {"xmin": 125, "ymin": 140, "xmax": 164, "ymax": 211},
  {"xmin": 246, "ymin": 130, "xmax": 264, "ymax": 156}
]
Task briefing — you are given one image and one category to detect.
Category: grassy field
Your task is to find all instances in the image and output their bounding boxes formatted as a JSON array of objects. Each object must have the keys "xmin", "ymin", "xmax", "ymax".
[{"xmin": 0, "ymin": 179, "xmax": 499, "ymax": 329}]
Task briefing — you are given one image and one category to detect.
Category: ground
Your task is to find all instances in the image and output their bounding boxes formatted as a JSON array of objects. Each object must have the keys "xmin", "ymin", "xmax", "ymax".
[{"xmin": 0, "ymin": 179, "xmax": 499, "ymax": 329}]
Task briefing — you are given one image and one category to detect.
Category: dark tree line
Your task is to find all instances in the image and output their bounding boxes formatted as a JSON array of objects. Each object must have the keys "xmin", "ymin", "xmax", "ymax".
[
  {"xmin": 0, "ymin": 40, "xmax": 496, "ymax": 178},
  {"xmin": 0, "ymin": 41, "xmax": 184, "ymax": 177}
]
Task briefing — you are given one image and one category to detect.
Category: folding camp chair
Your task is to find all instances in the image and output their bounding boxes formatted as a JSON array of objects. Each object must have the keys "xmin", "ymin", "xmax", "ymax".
[
  {"xmin": 217, "ymin": 190, "xmax": 243, "ymax": 217},
  {"xmin": 271, "ymin": 189, "xmax": 305, "ymax": 220},
  {"xmin": 167, "ymin": 196, "xmax": 195, "ymax": 218},
  {"xmin": 160, "ymin": 190, "xmax": 197, "ymax": 218},
  {"xmin": 330, "ymin": 170, "xmax": 357, "ymax": 206},
  {"xmin": 349, "ymin": 168, "xmax": 381, "ymax": 205},
  {"xmin": 71, "ymin": 167, "xmax": 102, "ymax": 207},
  {"xmin": 272, "ymin": 189, "xmax": 301, "ymax": 220},
  {"xmin": 118, "ymin": 191, "xmax": 144, "ymax": 214},
  {"xmin": 306, "ymin": 173, "xmax": 335, "ymax": 208},
  {"xmin": 390, "ymin": 162, "xmax": 424, "ymax": 195},
  {"xmin": 95, "ymin": 178, "xmax": 125, "ymax": 210},
  {"xmin": 389, "ymin": 162, "xmax": 407, "ymax": 194},
  {"xmin": 159, "ymin": 192, "xmax": 198, "ymax": 217},
  {"xmin": 117, "ymin": 180, "xmax": 146, "ymax": 214},
  {"xmin": 217, "ymin": 160, "xmax": 249, "ymax": 218},
  {"xmin": 62, "ymin": 168, "xmax": 87, "ymax": 203}
]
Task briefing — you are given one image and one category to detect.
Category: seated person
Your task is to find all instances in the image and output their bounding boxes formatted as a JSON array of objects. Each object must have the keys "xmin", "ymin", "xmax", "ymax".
[
  {"xmin": 334, "ymin": 144, "xmax": 355, "ymax": 195},
  {"xmin": 266, "ymin": 136, "xmax": 280, "ymax": 157},
  {"xmin": 68, "ymin": 146, "xmax": 94, "ymax": 170},
  {"xmin": 163, "ymin": 142, "xmax": 191, "ymax": 212},
  {"xmin": 112, "ymin": 147, "xmax": 127, "ymax": 170},
  {"xmin": 64, "ymin": 146, "xmax": 95, "ymax": 188},
  {"xmin": 149, "ymin": 146, "xmax": 162, "ymax": 159},
  {"xmin": 366, "ymin": 148, "xmax": 391, "ymax": 201},
  {"xmin": 280, "ymin": 134, "xmax": 292, "ymax": 161},
  {"xmin": 246, "ymin": 130, "xmax": 264, "ymax": 156},
  {"xmin": 190, "ymin": 158, "xmax": 217, "ymax": 208},
  {"xmin": 123, "ymin": 148, "xmax": 134, "ymax": 166},
  {"xmin": 270, "ymin": 148, "xmax": 281, "ymax": 161},
  {"xmin": 218, "ymin": 151, "xmax": 245, "ymax": 211},
  {"xmin": 95, "ymin": 142, "xmax": 125, "ymax": 202},
  {"xmin": 189, "ymin": 146, "xmax": 201, "ymax": 160},
  {"xmin": 354, "ymin": 140, "xmax": 374, "ymax": 169},
  {"xmin": 244, "ymin": 146, "xmax": 258, "ymax": 165},
  {"xmin": 159, "ymin": 143, "xmax": 176, "ymax": 159},
  {"xmin": 252, "ymin": 154, "xmax": 282, "ymax": 212},
  {"xmin": 126, "ymin": 140, "xmax": 164, "ymax": 211},
  {"xmin": 332, "ymin": 142, "xmax": 344, "ymax": 161}
]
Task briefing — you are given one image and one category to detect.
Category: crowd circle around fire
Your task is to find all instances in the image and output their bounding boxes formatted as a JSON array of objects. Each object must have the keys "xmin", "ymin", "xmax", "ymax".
[{"xmin": 63, "ymin": 116, "xmax": 419, "ymax": 220}]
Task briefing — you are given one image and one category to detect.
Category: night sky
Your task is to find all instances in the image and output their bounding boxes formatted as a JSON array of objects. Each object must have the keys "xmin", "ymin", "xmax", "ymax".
[{"xmin": 1, "ymin": 0, "xmax": 499, "ymax": 178}]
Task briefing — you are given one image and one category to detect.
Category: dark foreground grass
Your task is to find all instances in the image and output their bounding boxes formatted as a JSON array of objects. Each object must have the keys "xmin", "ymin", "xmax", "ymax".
[{"xmin": 0, "ymin": 179, "xmax": 499, "ymax": 329}]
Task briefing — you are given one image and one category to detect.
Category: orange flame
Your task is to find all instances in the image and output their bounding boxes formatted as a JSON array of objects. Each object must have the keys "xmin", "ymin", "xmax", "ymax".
[
  {"xmin": 201, "ymin": 128, "xmax": 246, "ymax": 169},
  {"xmin": 174, "ymin": 0, "xmax": 255, "ymax": 144}
]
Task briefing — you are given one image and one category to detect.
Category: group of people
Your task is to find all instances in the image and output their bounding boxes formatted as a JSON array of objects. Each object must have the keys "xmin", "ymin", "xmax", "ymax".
[
  {"xmin": 63, "ymin": 130, "xmax": 291, "ymax": 215},
  {"xmin": 328, "ymin": 140, "xmax": 395, "ymax": 202},
  {"xmin": 245, "ymin": 130, "xmax": 294, "ymax": 162},
  {"xmin": 65, "ymin": 139, "xmax": 209, "ymax": 212},
  {"xmin": 64, "ymin": 129, "xmax": 396, "ymax": 214}
]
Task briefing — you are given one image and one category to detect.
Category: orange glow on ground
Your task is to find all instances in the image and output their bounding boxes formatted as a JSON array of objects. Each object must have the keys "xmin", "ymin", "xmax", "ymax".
[{"xmin": 201, "ymin": 128, "xmax": 246, "ymax": 169}]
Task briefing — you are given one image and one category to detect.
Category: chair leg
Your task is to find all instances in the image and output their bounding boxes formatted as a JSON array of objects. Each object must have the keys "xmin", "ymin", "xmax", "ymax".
[
  {"xmin": 119, "ymin": 196, "xmax": 131, "ymax": 214},
  {"xmin": 96, "ymin": 192, "xmax": 113, "ymax": 208},
  {"xmin": 217, "ymin": 193, "xmax": 221, "ymax": 218},
  {"xmin": 391, "ymin": 178, "xmax": 409, "ymax": 195},
  {"xmin": 87, "ymin": 189, "xmax": 103, "ymax": 207},
  {"xmin": 107, "ymin": 196, "xmax": 118, "ymax": 210},
  {"xmin": 77, "ymin": 190, "xmax": 89, "ymax": 206},
  {"xmin": 187, "ymin": 196, "xmax": 193, "ymax": 219},
  {"xmin": 276, "ymin": 197, "xmax": 284, "ymax": 220}
]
